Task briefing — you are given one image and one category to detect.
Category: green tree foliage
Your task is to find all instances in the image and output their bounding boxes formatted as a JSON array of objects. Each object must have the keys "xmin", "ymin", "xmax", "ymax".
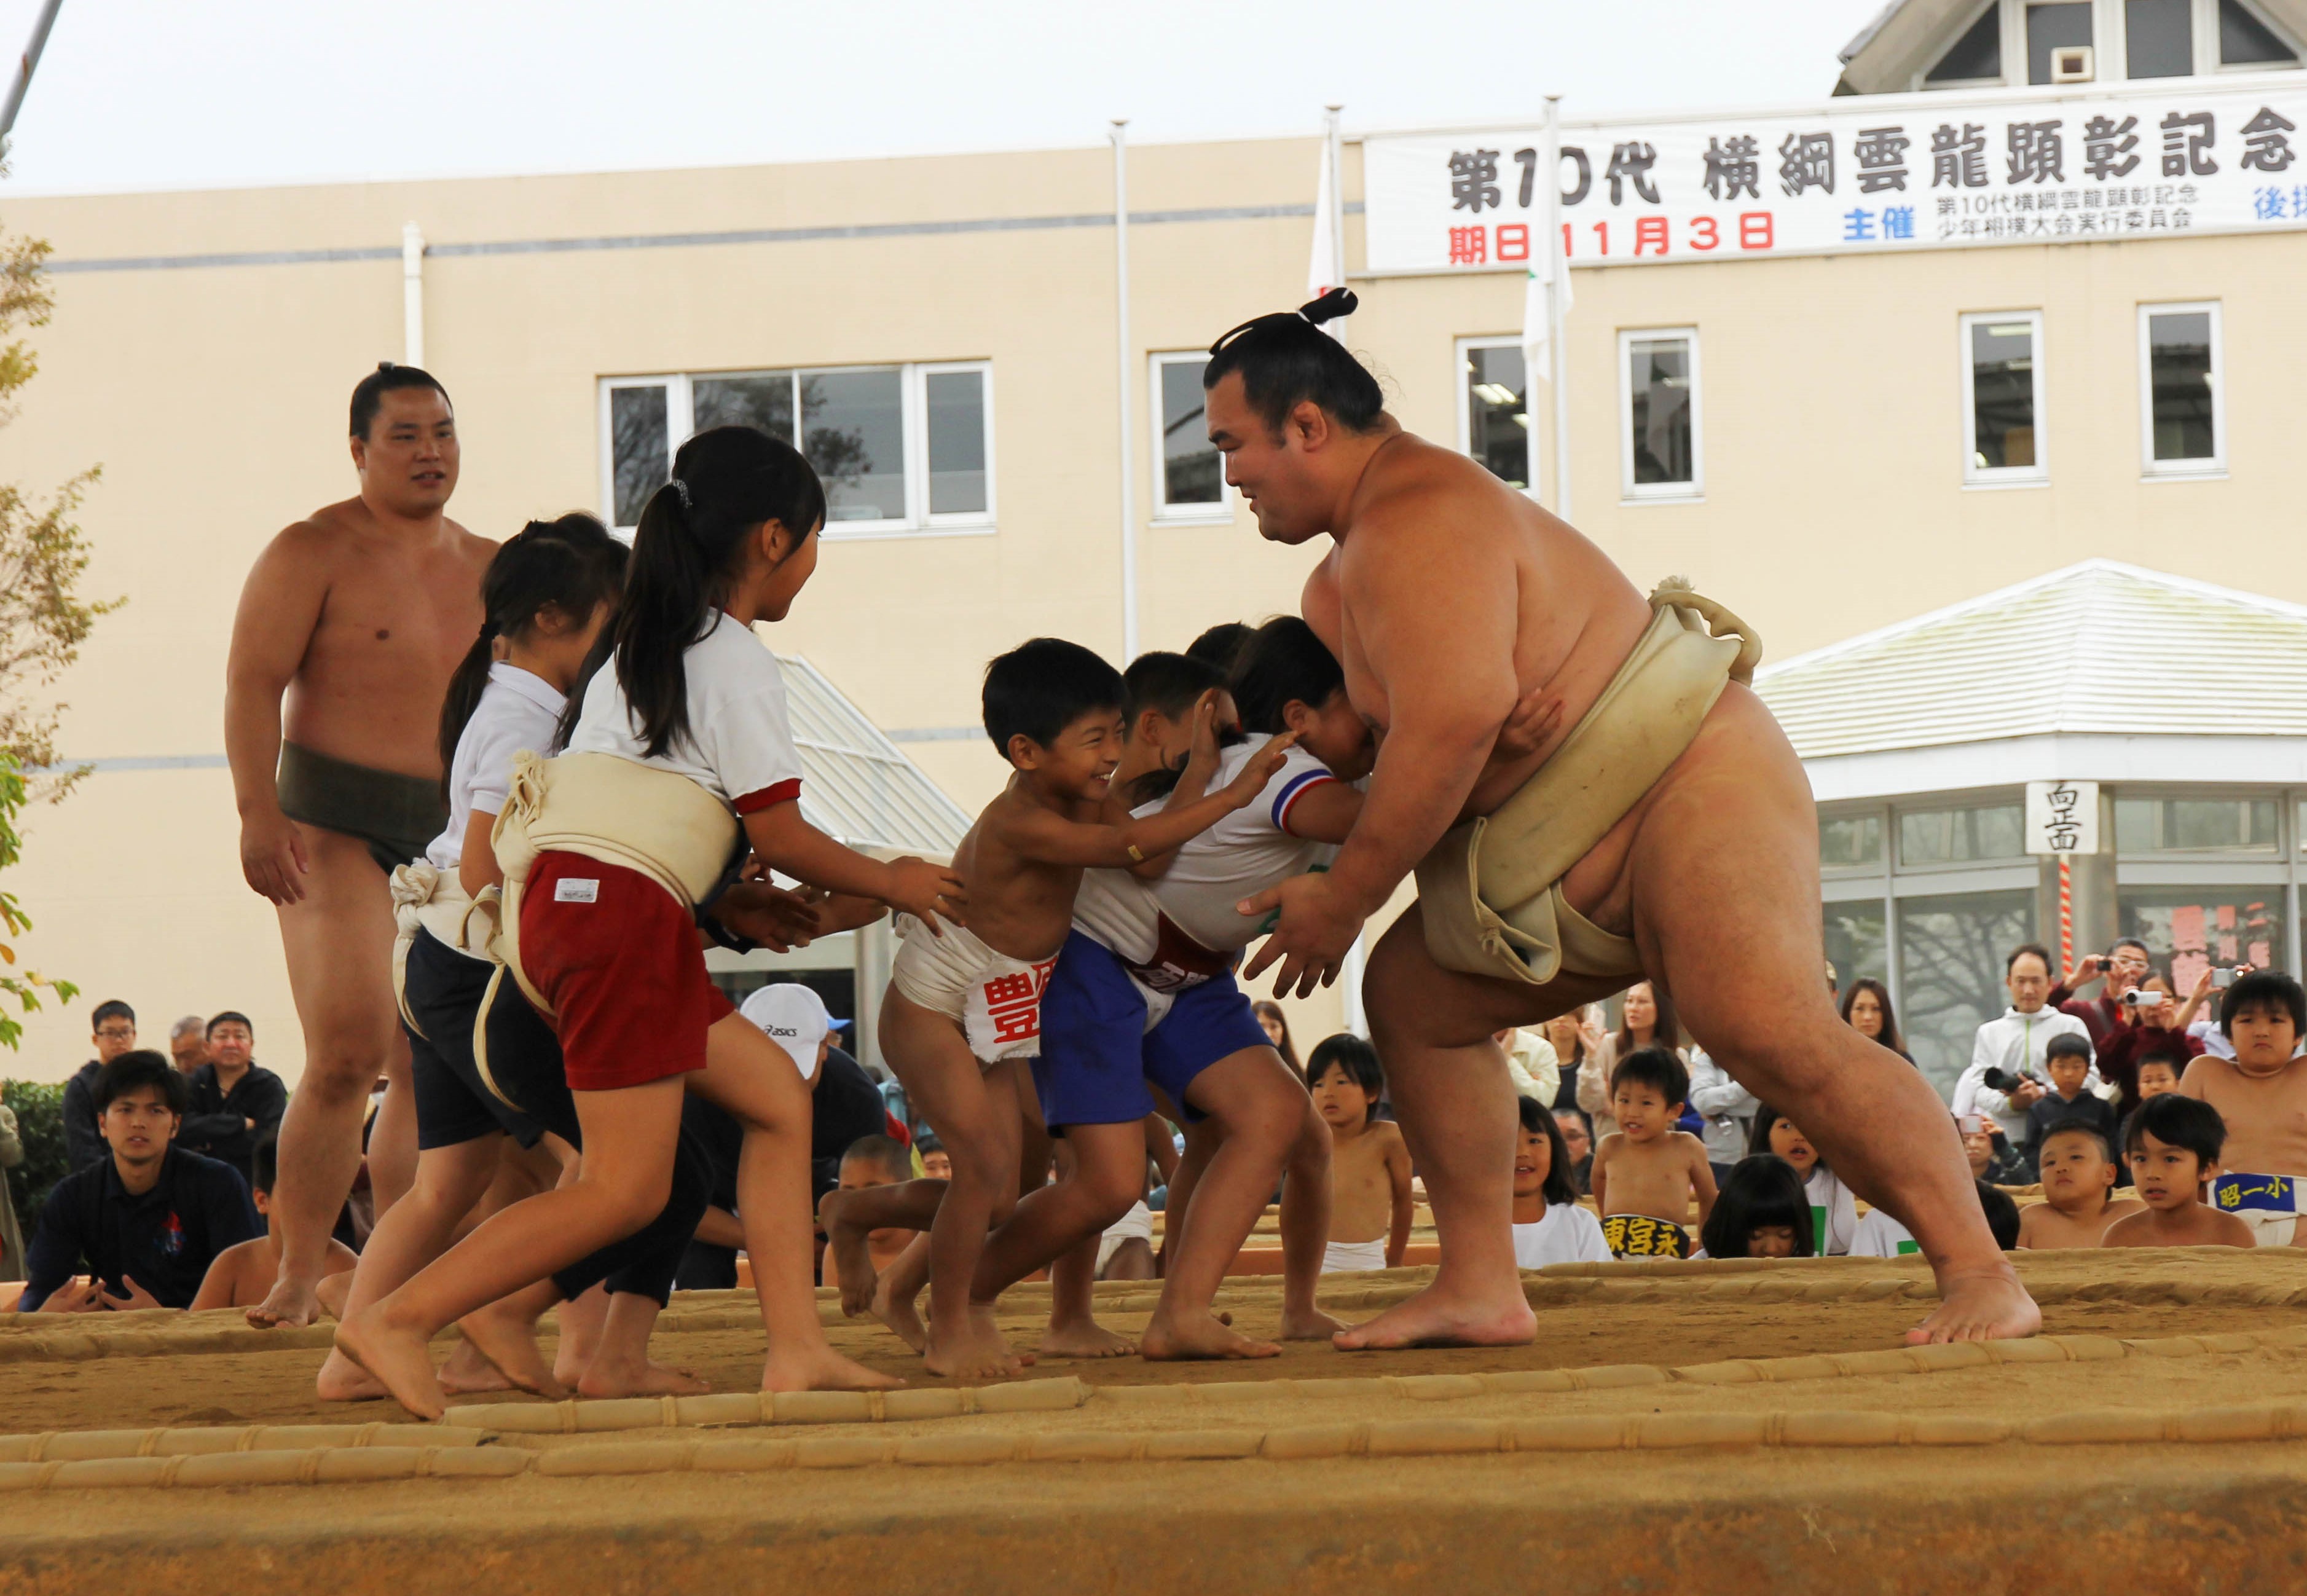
[{"xmin": 2, "ymin": 1077, "xmax": 66, "ymax": 1235}]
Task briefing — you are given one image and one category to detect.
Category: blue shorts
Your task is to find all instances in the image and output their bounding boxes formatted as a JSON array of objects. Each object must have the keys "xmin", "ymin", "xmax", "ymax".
[{"xmin": 1032, "ymin": 931, "xmax": 1272, "ymax": 1130}]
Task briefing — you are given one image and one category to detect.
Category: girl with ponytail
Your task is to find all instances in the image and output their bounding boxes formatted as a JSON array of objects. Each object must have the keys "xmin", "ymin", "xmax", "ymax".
[{"xmin": 338, "ymin": 428, "xmax": 962, "ymax": 1416}]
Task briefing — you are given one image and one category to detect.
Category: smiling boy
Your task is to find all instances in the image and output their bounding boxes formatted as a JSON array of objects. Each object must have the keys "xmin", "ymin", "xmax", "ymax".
[
  {"xmin": 1590, "ymin": 1047, "xmax": 1717, "ymax": 1259},
  {"xmin": 2179, "ymin": 971, "xmax": 2307, "ymax": 1246}
]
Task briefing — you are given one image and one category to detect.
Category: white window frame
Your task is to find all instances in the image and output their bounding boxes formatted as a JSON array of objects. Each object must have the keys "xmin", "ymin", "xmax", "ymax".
[
  {"xmin": 2137, "ymin": 301, "xmax": 2225, "ymax": 480},
  {"xmin": 1148, "ymin": 351, "xmax": 1230, "ymax": 524},
  {"xmin": 595, "ymin": 363, "xmax": 996, "ymax": 540},
  {"xmin": 1456, "ymin": 335, "xmax": 1538, "ymax": 499},
  {"xmin": 1913, "ymin": 0, "xmax": 2011, "ymax": 89},
  {"xmin": 2207, "ymin": 0, "xmax": 2304, "ymax": 72},
  {"xmin": 1617, "ymin": 326, "xmax": 1703, "ymax": 505},
  {"xmin": 1959, "ymin": 310, "xmax": 2048, "ymax": 490}
]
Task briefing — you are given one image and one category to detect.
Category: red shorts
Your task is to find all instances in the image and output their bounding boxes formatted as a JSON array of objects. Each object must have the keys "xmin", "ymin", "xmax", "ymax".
[{"xmin": 521, "ymin": 851, "xmax": 734, "ymax": 1093}]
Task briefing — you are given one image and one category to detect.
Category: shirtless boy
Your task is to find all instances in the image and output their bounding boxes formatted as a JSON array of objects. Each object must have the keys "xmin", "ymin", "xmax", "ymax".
[
  {"xmin": 2016, "ymin": 1123, "xmax": 2140, "ymax": 1249},
  {"xmin": 1306, "ymin": 1035, "xmax": 1412, "ymax": 1273},
  {"xmin": 2104, "ymin": 1095, "xmax": 2255, "ymax": 1249},
  {"xmin": 225, "ymin": 363, "xmax": 494, "ymax": 1327},
  {"xmin": 820, "ymin": 638, "xmax": 1288, "ymax": 1378},
  {"xmin": 2179, "ymin": 971, "xmax": 2307, "ymax": 1246},
  {"xmin": 1214, "ymin": 291, "xmax": 2029, "ymax": 1345},
  {"xmin": 191, "ymin": 1130, "xmax": 359, "ymax": 1310},
  {"xmin": 817, "ymin": 1136, "xmax": 918, "ymax": 1295},
  {"xmin": 1589, "ymin": 1047, "xmax": 1716, "ymax": 1259}
]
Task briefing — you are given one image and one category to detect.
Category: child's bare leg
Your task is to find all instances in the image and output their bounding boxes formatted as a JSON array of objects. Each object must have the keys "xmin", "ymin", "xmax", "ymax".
[
  {"xmin": 972, "ymin": 1117, "xmax": 1146, "ymax": 1359},
  {"xmin": 1042, "ymin": 1232, "xmax": 1134, "ymax": 1357},
  {"xmin": 444, "ymin": 1141, "xmax": 576, "ymax": 1391},
  {"xmin": 316, "ymin": 1135, "xmax": 501, "ymax": 1401},
  {"xmin": 1276, "ymin": 1094, "xmax": 1346, "ymax": 1340},
  {"xmin": 691, "ymin": 1012, "xmax": 898, "ymax": 1393},
  {"xmin": 820, "ymin": 1178, "xmax": 946, "ymax": 1318},
  {"xmin": 1142, "ymin": 1047, "xmax": 1299, "ymax": 1361},
  {"xmin": 576, "ymin": 1290, "xmax": 709, "ymax": 1397},
  {"xmin": 869, "ymin": 1231, "xmax": 932, "ymax": 1351},
  {"xmin": 449, "ymin": 1276, "xmax": 565, "ymax": 1396},
  {"xmin": 1158, "ymin": 1121, "xmax": 1216, "ymax": 1277},
  {"xmin": 551, "ymin": 1283, "xmax": 612, "ymax": 1387},
  {"xmin": 879, "ymin": 997, "xmax": 1032, "ymax": 1380},
  {"xmin": 336, "ymin": 1079, "xmax": 686, "ymax": 1420}
]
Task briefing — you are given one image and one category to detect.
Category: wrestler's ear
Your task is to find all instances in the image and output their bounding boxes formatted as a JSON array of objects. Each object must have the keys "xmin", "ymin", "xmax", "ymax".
[{"xmin": 1286, "ymin": 398, "xmax": 1330, "ymax": 452}]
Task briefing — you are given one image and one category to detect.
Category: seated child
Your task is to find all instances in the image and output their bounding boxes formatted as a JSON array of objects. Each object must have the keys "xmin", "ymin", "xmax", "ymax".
[
  {"xmin": 2016, "ymin": 1122, "xmax": 2141, "ymax": 1249},
  {"xmin": 1511, "ymin": 1097, "xmax": 1611, "ymax": 1267},
  {"xmin": 916, "ymin": 1136, "xmax": 953, "ymax": 1182},
  {"xmin": 1591, "ymin": 1047, "xmax": 1717, "ymax": 1259},
  {"xmin": 1975, "ymin": 1181, "xmax": 2022, "ymax": 1249},
  {"xmin": 1747, "ymin": 1104, "xmax": 1858, "ymax": 1255},
  {"xmin": 1310, "ymin": 1036, "xmax": 1413, "ymax": 1273},
  {"xmin": 2104, "ymin": 1094, "xmax": 2256, "ymax": 1249},
  {"xmin": 191, "ymin": 1130, "xmax": 358, "ymax": 1310},
  {"xmin": 2178, "ymin": 970, "xmax": 2307, "ymax": 1246},
  {"xmin": 2022, "ymin": 1034, "xmax": 2119, "ymax": 1169},
  {"xmin": 2134, "ymin": 1044, "xmax": 2186, "ymax": 1104},
  {"xmin": 817, "ymin": 1135, "xmax": 918, "ymax": 1295},
  {"xmin": 1696, "ymin": 1155, "xmax": 1814, "ymax": 1260}
]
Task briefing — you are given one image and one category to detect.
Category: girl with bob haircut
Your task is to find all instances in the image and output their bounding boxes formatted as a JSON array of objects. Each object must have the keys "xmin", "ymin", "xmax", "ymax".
[{"xmin": 1698, "ymin": 1155, "xmax": 1818, "ymax": 1260}]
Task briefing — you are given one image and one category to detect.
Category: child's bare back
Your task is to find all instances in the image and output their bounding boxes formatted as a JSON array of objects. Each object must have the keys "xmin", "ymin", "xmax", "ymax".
[
  {"xmin": 1592, "ymin": 1131, "xmax": 1713, "ymax": 1229},
  {"xmin": 192, "ymin": 1234, "xmax": 356, "ymax": 1311}
]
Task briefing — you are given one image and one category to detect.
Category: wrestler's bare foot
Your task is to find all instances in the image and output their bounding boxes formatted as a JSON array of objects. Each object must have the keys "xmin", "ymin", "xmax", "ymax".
[
  {"xmin": 578, "ymin": 1353, "xmax": 710, "ymax": 1399},
  {"xmin": 924, "ymin": 1306, "xmax": 1030, "ymax": 1382},
  {"xmin": 246, "ymin": 1273, "xmax": 323, "ymax": 1329},
  {"xmin": 869, "ymin": 1268, "xmax": 928, "ymax": 1354},
  {"xmin": 455, "ymin": 1301, "xmax": 567, "ymax": 1398},
  {"xmin": 436, "ymin": 1337, "xmax": 517, "ymax": 1396},
  {"xmin": 1279, "ymin": 1303, "xmax": 1352, "ymax": 1342},
  {"xmin": 1140, "ymin": 1305, "xmax": 1280, "ymax": 1361},
  {"xmin": 762, "ymin": 1342, "xmax": 903, "ymax": 1393},
  {"xmin": 1330, "ymin": 1280, "xmax": 1537, "ymax": 1351},
  {"xmin": 1905, "ymin": 1266, "xmax": 2042, "ymax": 1345},
  {"xmin": 314, "ymin": 1270, "xmax": 354, "ymax": 1321},
  {"xmin": 1037, "ymin": 1317, "xmax": 1138, "ymax": 1359},
  {"xmin": 334, "ymin": 1306, "xmax": 446, "ymax": 1421},
  {"xmin": 314, "ymin": 1347, "xmax": 387, "ymax": 1402},
  {"xmin": 818, "ymin": 1192, "xmax": 879, "ymax": 1319}
]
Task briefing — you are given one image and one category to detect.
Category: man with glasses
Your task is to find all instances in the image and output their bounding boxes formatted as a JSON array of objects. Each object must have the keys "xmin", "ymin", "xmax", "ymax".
[
  {"xmin": 60, "ymin": 1000, "xmax": 140, "ymax": 1173},
  {"xmin": 2055, "ymin": 939, "xmax": 2201, "ymax": 1118}
]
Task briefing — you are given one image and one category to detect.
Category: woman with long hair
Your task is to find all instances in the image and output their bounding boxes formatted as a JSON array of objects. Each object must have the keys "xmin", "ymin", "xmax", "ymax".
[
  {"xmin": 1839, "ymin": 977, "xmax": 1911, "ymax": 1061},
  {"xmin": 1252, "ymin": 1000, "xmax": 1302, "ymax": 1079},
  {"xmin": 1578, "ymin": 981, "xmax": 1684, "ymax": 1141}
]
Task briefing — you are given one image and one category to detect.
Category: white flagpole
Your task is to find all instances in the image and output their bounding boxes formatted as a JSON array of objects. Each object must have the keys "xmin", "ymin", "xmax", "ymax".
[
  {"xmin": 1111, "ymin": 119, "xmax": 1139, "ymax": 662},
  {"xmin": 1545, "ymin": 95, "xmax": 1572, "ymax": 524},
  {"xmin": 1325, "ymin": 103, "xmax": 1346, "ymax": 299}
]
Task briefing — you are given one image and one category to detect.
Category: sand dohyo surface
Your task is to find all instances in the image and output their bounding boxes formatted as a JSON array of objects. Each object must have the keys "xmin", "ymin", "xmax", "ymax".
[{"xmin": 10, "ymin": 1245, "xmax": 2307, "ymax": 1593}]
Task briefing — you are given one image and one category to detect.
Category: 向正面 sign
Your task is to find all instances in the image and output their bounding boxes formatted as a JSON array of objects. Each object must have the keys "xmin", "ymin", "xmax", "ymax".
[{"xmin": 2024, "ymin": 780, "xmax": 2101, "ymax": 855}]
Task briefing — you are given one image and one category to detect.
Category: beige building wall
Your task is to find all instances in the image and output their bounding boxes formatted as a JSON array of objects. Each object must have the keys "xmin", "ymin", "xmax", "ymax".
[{"xmin": 0, "ymin": 128, "xmax": 2297, "ymax": 1081}]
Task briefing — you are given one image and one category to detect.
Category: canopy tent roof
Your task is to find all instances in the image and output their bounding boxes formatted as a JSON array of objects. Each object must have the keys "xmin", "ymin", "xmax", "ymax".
[
  {"xmin": 776, "ymin": 653, "xmax": 973, "ymax": 857},
  {"xmin": 1753, "ymin": 560, "xmax": 2307, "ymax": 800}
]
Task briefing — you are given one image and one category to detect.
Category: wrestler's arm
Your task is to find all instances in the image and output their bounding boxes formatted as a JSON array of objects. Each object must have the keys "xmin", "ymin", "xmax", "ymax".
[
  {"xmin": 224, "ymin": 525, "xmax": 332, "ymax": 905},
  {"xmin": 1120, "ymin": 693, "xmax": 1225, "ymax": 880}
]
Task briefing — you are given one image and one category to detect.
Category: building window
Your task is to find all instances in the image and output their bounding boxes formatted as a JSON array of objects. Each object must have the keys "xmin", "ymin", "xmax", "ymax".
[
  {"xmin": 1821, "ymin": 811, "xmax": 1886, "ymax": 870},
  {"xmin": 1899, "ymin": 889, "xmax": 2037, "ymax": 1093},
  {"xmin": 1150, "ymin": 353, "xmax": 1225, "ymax": 519},
  {"xmin": 2026, "ymin": 2, "xmax": 2094, "ymax": 82},
  {"xmin": 2139, "ymin": 302, "xmax": 2223, "ymax": 475},
  {"xmin": 2126, "ymin": 0, "xmax": 2195, "ymax": 74},
  {"xmin": 1926, "ymin": 2, "xmax": 2005, "ymax": 82},
  {"xmin": 1960, "ymin": 312, "xmax": 2046, "ymax": 487},
  {"xmin": 597, "ymin": 363, "xmax": 994, "ymax": 536},
  {"xmin": 1619, "ymin": 328, "xmax": 1700, "ymax": 501},
  {"xmin": 1899, "ymin": 800, "xmax": 2026, "ymax": 867},
  {"xmin": 1457, "ymin": 337, "xmax": 1531, "ymax": 492},
  {"xmin": 2222, "ymin": 0, "xmax": 2300, "ymax": 65},
  {"xmin": 2120, "ymin": 887, "xmax": 2284, "ymax": 991},
  {"xmin": 2115, "ymin": 795, "xmax": 2274, "ymax": 852}
]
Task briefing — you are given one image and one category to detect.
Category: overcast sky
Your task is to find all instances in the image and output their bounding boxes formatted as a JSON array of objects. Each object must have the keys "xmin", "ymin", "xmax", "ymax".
[{"xmin": 1, "ymin": 0, "xmax": 1895, "ymax": 195}]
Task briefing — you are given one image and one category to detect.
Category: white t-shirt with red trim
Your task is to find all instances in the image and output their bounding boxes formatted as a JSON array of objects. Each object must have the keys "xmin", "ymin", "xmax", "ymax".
[
  {"xmin": 563, "ymin": 609, "xmax": 805, "ymax": 816},
  {"xmin": 1072, "ymin": 733, "xmax": 1342, "ymax": 979}
]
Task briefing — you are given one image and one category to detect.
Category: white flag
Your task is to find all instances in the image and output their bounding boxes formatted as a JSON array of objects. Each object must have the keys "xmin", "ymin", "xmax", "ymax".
[
  {"xmin": 1308, "ymin": 128, "xmax": 1346, "ymax": 339},
  {"xmin": 1521, "ymin": 224, "xmax": 1571, "ymax": 380}
]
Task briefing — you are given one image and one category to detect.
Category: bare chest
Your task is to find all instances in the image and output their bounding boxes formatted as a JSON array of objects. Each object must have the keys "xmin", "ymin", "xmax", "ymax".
[
  {"xmin": 2199, "ymin": 1069, "xmax": 2307, "ymax": 1171},
  {"xmin": 306, "ymin": 542, "xmax": 486, "ymax": 691}
]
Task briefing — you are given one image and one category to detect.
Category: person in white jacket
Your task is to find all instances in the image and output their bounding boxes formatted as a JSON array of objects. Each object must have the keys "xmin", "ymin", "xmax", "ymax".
[
  {"xmin": 1953, "ymin": 945, "xmax": 2099, "ymax": 1147},
  {"xmin": 1684, "ymin": 1047, "xmax": 1758, "ymax": 1176},
  {"xmin": 1498, "ymin": 1026, "xmax": 1560, "ymax": 1110}
]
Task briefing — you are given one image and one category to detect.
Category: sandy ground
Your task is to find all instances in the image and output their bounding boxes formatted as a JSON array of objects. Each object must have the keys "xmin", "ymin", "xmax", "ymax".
[{"xmin": 11, "ymin": 1246, "xmax": 2307, "ymax": 1593}]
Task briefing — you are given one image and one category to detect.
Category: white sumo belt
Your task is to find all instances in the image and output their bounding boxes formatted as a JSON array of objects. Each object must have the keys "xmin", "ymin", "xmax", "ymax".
[{"xmin": 388, "ymin": 861, "xmax": 498, "ymax": 1039}]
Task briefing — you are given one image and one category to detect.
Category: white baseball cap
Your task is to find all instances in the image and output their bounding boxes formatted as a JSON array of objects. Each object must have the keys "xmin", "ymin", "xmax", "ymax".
[{"xmin": 739, "ymin": 983, "xmax": 834, "ymax": 1082}]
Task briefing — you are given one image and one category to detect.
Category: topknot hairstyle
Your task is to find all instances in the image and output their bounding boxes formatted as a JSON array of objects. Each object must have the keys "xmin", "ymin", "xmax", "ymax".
[{"xmin": 1204, "ymin": 290, "xmax": 1385, "ymax": 438}]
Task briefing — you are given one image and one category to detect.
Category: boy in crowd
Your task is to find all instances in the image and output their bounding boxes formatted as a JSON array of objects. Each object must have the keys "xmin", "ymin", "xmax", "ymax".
[
  {"xmin": 2135, "ymin": 1043, "xmax": 2187, "ymax": 1104},
  {"xmin": 2016, "ymin": 1123, "xmax": 2142, "ymax": 1249},
  {"xmin": 819, "ymin": 1136, "xmax": 918, "ymax": 1294},
  {"xmin": 1590, "ymin": 1047, "xmax": 1718, "ymax": 1259},
  {"xmin": 2104, "ymin": 1094, "xmax": 2255, "ymax": 1249},
  {"xmin": 192, "ymin": 1130, "xmax": 359, "ymax": 1308},
  {"xmin": 917, "ymin": 1136, "xmax": 953, "ymax": 1182},
  {"xmin": 2179, "ymin": 970, "xmax": 2307, "ymax": 1246},
  {"xmin": 823, "ymin": 638, "xmax": 1289, "ymax": 1378},
  {"xmin": 20, "ymin": 1052, "xmax": 261, "ymax": 1311},
  {"xmin": 2022, "ymin": 1034, "xmax": 2118, "ymax": 1171},
  {"xmin": 1955, "ymin": 945, "xmax": 2096, "ymax": 1153},
  {"xmin": 1307, "ymin": 1036, "xmax": 1412, "ymax": 1273},
  {"xmin": 178, "ymin": 1011, "xmax": 289, "ymax": 1192},
  {"xmin": 60, "ymin": 1000, "xmax": 141, "ymax": 1172}
]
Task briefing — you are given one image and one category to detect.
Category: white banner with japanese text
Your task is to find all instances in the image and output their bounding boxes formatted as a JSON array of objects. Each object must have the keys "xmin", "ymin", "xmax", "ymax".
[{"xmin": 1361, "ymin": 77, "xmax": 2307, "ymax": 273}]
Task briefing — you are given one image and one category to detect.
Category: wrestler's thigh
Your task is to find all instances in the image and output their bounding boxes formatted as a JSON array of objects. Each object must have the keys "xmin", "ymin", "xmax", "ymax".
[
  {"xmin": 1363, "ymin": 902, "xmax": 1630, "ymax": 1052},
  {"xmin": 273, "ymin": 825, "xmax": 399, "ymax": 1083},
  {"xmin": 1626, "ymin": 687, "xmax": 1835, "ymax": 1056}
]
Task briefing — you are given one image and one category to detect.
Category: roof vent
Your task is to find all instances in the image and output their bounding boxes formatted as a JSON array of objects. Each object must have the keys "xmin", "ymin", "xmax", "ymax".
[{"xmin": 2050, "ymin": 44, "xmax": 2095, "ymax": 81}]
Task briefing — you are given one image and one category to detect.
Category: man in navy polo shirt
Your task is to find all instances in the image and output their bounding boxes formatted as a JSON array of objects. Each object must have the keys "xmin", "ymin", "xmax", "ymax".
[{"xmin": 19, "ymin": 1052, "xmax": 261, "ymax": 1311}]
